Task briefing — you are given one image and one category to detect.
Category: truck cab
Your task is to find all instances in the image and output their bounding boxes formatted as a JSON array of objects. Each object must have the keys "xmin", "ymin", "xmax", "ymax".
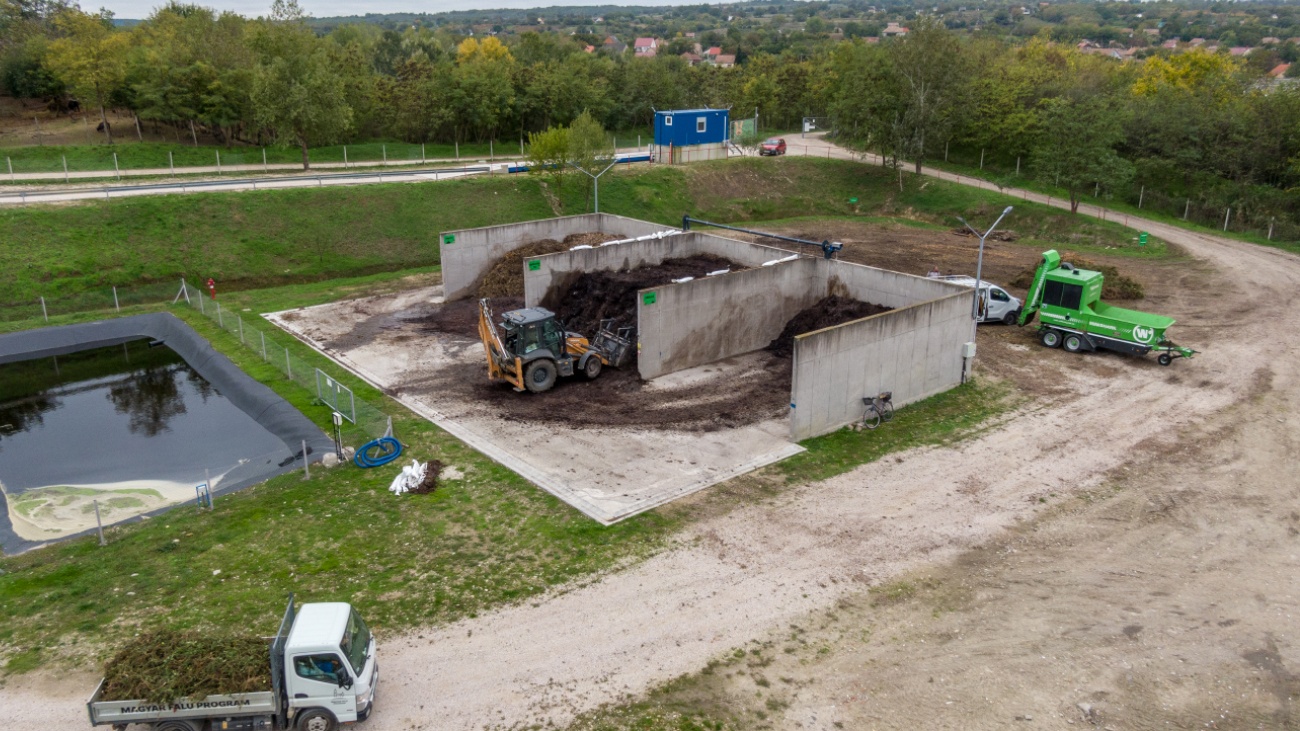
[
  {"xmin": 285, "ymin": 603, "xmax": 378, "ymax": 729},
  {"xmin": 938, "ymin": 276, "xmax": 1022, "ymax": 325}
]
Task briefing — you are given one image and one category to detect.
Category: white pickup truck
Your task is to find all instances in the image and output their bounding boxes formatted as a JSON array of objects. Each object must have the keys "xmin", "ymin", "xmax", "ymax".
[
  {"xmin": 87, "ymin": 597, "xmax": 378, "ymax": 731},
  {"xmin": 938, "ymin": 276, "xmax": 1023, "ymax": 325}
]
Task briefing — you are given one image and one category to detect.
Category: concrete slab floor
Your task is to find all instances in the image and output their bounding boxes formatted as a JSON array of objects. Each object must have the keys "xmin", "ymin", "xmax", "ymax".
[{"xmin": 266, "ymin": 288, "xmax": 804, "ymax": 524}]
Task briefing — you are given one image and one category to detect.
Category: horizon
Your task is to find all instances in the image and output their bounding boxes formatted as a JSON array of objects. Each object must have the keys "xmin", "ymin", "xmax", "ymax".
[{"xmin": 104, "ymin": 0, "xmax": 727, "ymax": 22}]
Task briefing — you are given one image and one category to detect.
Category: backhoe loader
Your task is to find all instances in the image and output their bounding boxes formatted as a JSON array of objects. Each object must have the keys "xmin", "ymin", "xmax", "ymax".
[{"xmin": 477, "ymin": 299, "xmax": 634, "ymax": 393}]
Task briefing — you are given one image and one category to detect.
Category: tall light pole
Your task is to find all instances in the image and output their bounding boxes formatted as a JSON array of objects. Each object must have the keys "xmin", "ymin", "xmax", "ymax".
[
  {"xmin": 570, "ymin": 158, "xmax": 619, "ymax": 213},
  {"xmin": 957, "ymin": 206, "xmax": 1013, "ymax": 341}
]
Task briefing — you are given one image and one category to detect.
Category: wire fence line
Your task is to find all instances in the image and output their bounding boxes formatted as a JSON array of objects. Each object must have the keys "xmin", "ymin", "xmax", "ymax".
[{"xmin": 0, "ymin": 278, "xmax": 394, "ymax": 448}]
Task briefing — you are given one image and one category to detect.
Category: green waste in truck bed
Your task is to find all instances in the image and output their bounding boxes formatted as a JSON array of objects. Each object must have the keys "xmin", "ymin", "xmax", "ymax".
[{"xmin": 100, "ymin": 631, "xmax": 272, "ymax": 704}]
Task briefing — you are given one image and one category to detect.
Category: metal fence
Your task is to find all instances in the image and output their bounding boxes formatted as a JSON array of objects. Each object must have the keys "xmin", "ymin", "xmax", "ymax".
[{"xmin": 178, "ymin": 281, "xmax": 391, "ymax": 444}]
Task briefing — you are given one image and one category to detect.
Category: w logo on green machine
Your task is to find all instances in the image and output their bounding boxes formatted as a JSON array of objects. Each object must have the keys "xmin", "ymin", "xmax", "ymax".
[{"xmin": 1132, "ymin": 326, "xmax": 1154, "ymax": 343}]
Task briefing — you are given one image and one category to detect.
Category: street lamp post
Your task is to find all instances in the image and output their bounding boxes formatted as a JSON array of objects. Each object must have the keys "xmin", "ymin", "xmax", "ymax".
[
  {"xmin": 957, "ymin": 206, "xmax": 1014, "ymax": 339},
  {"xmin": 569, "ymin": 159, "xmax": 619, "ymax": 213}
]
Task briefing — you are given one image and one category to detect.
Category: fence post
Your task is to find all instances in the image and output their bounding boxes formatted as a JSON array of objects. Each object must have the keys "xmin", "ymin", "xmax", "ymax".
[
  {"xmin": 217, "ymin": 302, "xmax": 223, "ymax": 328},
  {"xmin": 1268, "ymin": 218, "xmax": 1274, "ymax": 241},
  {"xmin": 238, "ymin": 315, "xmax": 244, "ymax": 343},
  {"xmin": 382, "ymin": 144, "xmax": 386, "ymax": 165},
  {"xmin": 1094, "ymin": 182, "xmax": 1099, "ymax": 198},
  {"xmin": 113, "ymin": 152, "xmax": 120, "ymax": 181},
  {"xmin": 455, "ymin": 140, "xmax": 459, "ymax": 159},
  {"xmin": 520, "ymin": 138, "xmax": 524, "ymax": 156},
  {"xmin": 263, "ymin": 148, "xmax": 268, "ymax": 172},
  {"xmin": 944, "ymin": 141, "xmax": 949, "ymax": 161},
  {"xmin": 286, "ymin": 348, "xmax": 292, "ymax": 379},
  {"xmin": 113, "ymin": 286, "xmax": 119, "ymax": 311},
  {"xmin": 7, "ymin": 156, "xmax": 12, "ymax": 182},
  {"xmin": 1183, "ymin": 199, "xmax": 1190, "ymax": 220},
  {"xmin": 343, "ymin": 145, "xmax": 348, "ymax": 168},
  {"xmin": 94, "ymin": 500, "xmax": 106, "ymax": 546},
  {"xmin": 1223, "ymin": 207, "xmax": 1231, "ymax": 232},
  {"xmin": 199, "ymin": 291, "xmax": 205, "ymax": 313},
  {"xmin": 422, "ymin": 143, "xmax": 426, "ymax": 163},
  {"xmin": 216, "ymin": 150, "xmax": 221, "ymax": 175},
  {"xmin": 40, "ymin": 296, "xmax": 48, "ymax": 321},
  {"xmin": 490, "ymin": 140, "xmax": 493, "ymax": 160},
  {"xmin": 1138, "ymin": 186, "xmax": 1144, "ymax": 209},
  {"xmin": 169, "ymin": 150, "xmax": 175, "ymax": 177},
  {"xmin": 261, "ymin": 330, "xmax": 267, "ymax": 360},
  {"xmin": 1015, "ymin": 156, "xmax": 1020, "ymax": 175},
  {"xmin": 979, "ymin": 149, "xmax": 984, "ymax": 169},
  {"xmin": 302, "ymin": 440, "xmax": 309, "ymax": 479},
  {"xmin": 62, "ymin": 155, "xmax": 68, "ymax": 182}
]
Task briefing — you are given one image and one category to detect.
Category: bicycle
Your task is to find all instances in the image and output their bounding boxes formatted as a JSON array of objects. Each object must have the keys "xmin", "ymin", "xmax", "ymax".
[{"xmin": 860, "ymin": 391, "xmax": 894, "ymax": 430}]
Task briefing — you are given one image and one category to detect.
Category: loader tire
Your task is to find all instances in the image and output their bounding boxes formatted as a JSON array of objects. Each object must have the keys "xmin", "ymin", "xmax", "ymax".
[
  {"xmin": 525, "ymin": 359, "xmax": 558, "ymax": 393},
  {"xmin": 1040, "ymin": 330, "xmax": 1062, "ymax": 348},
  {"xmin": 1063, "ymin": 334, "xmax": 1084, "ymax": 353},
  {"xmin": 583, "ymin": 356, "xmax": 603, "ymax": 380}
]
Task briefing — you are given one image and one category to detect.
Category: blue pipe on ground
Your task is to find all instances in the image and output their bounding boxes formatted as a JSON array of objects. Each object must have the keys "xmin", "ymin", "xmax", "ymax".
[{"xmin": 355, "ymin": 436, "xmax": 402, "ymax": 468}]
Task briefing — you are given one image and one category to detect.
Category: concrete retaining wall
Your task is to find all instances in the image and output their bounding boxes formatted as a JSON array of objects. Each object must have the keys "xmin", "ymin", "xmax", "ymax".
[
  {"xmin": 822, "ymin": 259, "xmax": 963, "ymax": 310},
  {"xmin": 637, "ymin": 258, "xmax": 823, "ymax": 380},
  {"xmin": 789, "ymin": 288, "xmax": 970, "ymax": 440},
  {"xmin": 439, "ymin": 213, "xmax": 674, "ymax": 301}
]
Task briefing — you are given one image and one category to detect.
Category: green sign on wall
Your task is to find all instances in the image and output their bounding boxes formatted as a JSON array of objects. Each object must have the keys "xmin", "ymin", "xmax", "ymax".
[
  {"xmin": 528, "ymin": 259, "xmax": 541, "ymax": 271},
  {"xmin": 443, "ymin": 234, "xmax": 455, "ymax": 244},
  {"xmin": 642, "ymin": 291, "xmax": 656, "ymax": 305}
]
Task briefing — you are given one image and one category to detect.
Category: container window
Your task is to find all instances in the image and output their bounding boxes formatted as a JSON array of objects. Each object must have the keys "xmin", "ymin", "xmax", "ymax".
[
  {"xmin": 697, "ymin": 118, "xmax": 706, "ymax": 133},
  {"xmin": 664, "ymin": 116, "xmax": 672, "ymax": 126}
]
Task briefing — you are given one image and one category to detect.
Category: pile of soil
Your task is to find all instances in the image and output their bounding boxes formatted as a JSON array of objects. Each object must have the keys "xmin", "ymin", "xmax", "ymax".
[
  {"xmin": 409, "ymin": 460, "xmax": 443, "ymax": 494},
  {"xmin": 476, "ymin": 232, "xmax": 622, "ymax": 299},
  {"xmin": 767, "ymin": 296, "xmax": 893, "ymax": 358},
  {"xmin": 546, "ymin": 255, "xmax": 740, "ymax": 338},
  {"xmin": 951, "ymin": 227, "xmax": 1018, "ymax": 242},
  {"xmin": 419, "ymin": 296, "xmax": 522, "ymax": 337},
  {"xmin": 1009, "ymin": 252, "xmax": 1145, "ymax": 300},
  {"xmin": 101, "ymin": 631, "xmax": 272, "ymax": 703}
]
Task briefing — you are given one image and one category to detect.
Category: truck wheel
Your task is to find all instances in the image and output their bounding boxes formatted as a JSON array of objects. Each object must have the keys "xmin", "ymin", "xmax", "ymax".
[
  {"xmin": 1158, "ymin": 353, "xmax": 1173, "ymax": 366},
  {"xmin": 1040, "ymin": 330, "xmax": 1062, "ymax": 348},
  {"xmin": 155, "ymin": 721, "xmax": 200, "ymax": 731},
  {"xmin": 1063, "ymin": 334, "xmax": 1084, "ymax": 353},
  {"xmin": 296, "ymin": 709, "xmax": 338, "ymax": 731},
  {"xmin": 583, "ymin": 356, "xmax": 602, "ymax": 380},
  {"xmin": 524, "ymin": 359, "xmax": 558, "ymax": 393},
  {"xmin": 1003, "ymin": 311, "xmax": 1018, "ymax": 326}
]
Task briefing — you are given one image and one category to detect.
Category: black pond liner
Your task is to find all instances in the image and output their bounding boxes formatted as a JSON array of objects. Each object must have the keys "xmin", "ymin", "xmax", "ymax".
[{"xmin": 0, "ymin": 312, "xmax": 332, "ymax": 554}]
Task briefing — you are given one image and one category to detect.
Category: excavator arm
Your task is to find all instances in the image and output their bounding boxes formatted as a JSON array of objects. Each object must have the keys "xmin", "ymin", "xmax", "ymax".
[
  {"xmin": 1017, "ymin": 249, "xmax": 1061, "ymax": 327},
  {"xmin": 478, "ymin": 299, "xmax": 525, "ymax": 391}
]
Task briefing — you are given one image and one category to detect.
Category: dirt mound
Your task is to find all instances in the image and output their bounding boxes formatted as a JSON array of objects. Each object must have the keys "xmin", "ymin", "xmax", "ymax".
[
  {"xmin": 419, "ymin": 296, "xmax": 522, "ymax": 337},
  {"xmin": 409, "ymin": 460, "xmax": 443, "ymax": 494},
  {"xmin": 476, "ymin": 233, "xmax": 622, "ymax": 299},
  {"xmin": 767, "ymin": 296, "xmax": 893, "ymax": 358},
  {"xmin": 951, "ymin": 227, "xmax": 1017, "ymax": 242},
  {"xmin": 101, "ymin": 631, "xmax": 271, "ymax": 703},
  {"xmin": 547, "ymin": 255, "xmax": 740, "ymax": 338},
  {"xmin": 1009, "ymin": 252, "xmax": 1144, "ymax": 300}
]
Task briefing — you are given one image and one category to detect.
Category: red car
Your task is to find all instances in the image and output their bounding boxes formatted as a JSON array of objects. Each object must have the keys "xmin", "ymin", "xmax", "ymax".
[{"xmin": 760, "ymin": 137, "xmax": 787, "ymax": 156}]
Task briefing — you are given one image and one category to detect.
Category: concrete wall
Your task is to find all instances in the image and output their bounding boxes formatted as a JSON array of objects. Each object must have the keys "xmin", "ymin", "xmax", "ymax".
[
  {"xmin": 439, "ymin": 213, "xmax": 674, "ymax": 301},
  {"xmin": 821, "ymin": 259, "xmax": 965, "ymax": 310},
  {"xmin": 788, "ymin": 289, "xmax": 971, "ymax": 441},
  {"xmin": 637, "ymin": 258, "xmax": 824, "ymax": 380},
  {"xmin": 522, "ymin": 234, "xmax": 694, "ymax": 308}
]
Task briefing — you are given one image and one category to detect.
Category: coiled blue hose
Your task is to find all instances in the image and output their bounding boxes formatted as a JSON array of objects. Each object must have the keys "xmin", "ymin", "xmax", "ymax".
[{"xmin": 354, "ymin": 436, "xmax": 402, "ymax": 468}]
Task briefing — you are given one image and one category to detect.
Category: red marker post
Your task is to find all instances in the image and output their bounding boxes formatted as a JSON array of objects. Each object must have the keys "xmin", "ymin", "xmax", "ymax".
[{"xmin": 207, "ymin": 277, "xmax": 217, "ymax": 300}]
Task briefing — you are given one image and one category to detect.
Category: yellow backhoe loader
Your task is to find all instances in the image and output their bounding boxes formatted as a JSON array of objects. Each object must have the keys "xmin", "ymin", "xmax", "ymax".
[{"xmin": 477, "ymin": 299, "xmax": 634, "ymax": 393}]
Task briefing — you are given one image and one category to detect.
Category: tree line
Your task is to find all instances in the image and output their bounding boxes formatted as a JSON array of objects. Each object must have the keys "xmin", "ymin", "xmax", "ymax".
[{"xmin": 1, "ymin": 0, "xmax": 1297, "ymax": 228}]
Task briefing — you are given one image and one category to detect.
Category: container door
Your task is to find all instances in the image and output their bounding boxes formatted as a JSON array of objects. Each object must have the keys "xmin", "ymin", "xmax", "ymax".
[{"xmin": 289, "ymin": 653, "xmax": 359, "ymax": 723}]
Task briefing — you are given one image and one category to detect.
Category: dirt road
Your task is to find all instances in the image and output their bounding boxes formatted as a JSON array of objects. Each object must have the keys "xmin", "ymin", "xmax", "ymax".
[{"xmin": 5, "ymin": 141, "xmax": 1295, "ymax": 731}]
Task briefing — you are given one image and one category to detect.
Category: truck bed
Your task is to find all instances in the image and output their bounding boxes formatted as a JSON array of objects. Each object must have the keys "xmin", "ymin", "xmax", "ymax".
[{"xmin": 87, "ymin": 679, "xmax": 277, "ymax": 726}]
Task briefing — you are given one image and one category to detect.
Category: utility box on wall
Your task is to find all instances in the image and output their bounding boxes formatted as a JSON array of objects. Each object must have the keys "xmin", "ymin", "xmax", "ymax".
[{"xmin": 653, "ymin": 108, "xmax": 730, "ymax": 164}]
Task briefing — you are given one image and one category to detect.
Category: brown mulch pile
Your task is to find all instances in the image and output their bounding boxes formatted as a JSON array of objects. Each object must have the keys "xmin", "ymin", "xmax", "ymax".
[
  {"xmin": 767, "ymin": 296, "xmax": 893, "ymax": 358},
  {"xmin": 408, "ymin": 460, "xmax": 443, "ymax": 494},
  {"xmin": 476, "ymin": 232, "xmax": 623, "ymax": 299},
  {"xmin": 1009, "ymin": 251, "xmax": 1145, "ymax": 300},
  {"xmin": 545, "ymin": 255, "xmax": 740, "ymax": 339},
  {"xmin": 101, "ymin": 631, "xmax": 272, "ymax": 703}
]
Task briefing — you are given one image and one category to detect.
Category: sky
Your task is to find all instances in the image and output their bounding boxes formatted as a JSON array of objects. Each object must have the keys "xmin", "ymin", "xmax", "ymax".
[{"xmin": 103, "ymin": 0, "xmax": 716, "ymax": 22}]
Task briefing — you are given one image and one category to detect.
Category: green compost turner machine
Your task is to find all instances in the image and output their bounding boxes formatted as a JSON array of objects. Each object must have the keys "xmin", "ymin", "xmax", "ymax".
[{"xmin": 1017, "ymin": 250, "xmax": 1197, "ymax": 366}]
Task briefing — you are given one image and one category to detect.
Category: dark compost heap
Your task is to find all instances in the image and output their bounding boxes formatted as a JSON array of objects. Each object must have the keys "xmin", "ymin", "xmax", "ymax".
[
  {"xmin": 101, "ymin": 631, "xmax": 272, "ymax": 703},
  {"xmin": 767, "ymin": 296, "xmax": 893, "ymax": 357},
  {"xmin": 476, "ymin": 232, "xmax": 622, "ymax": 299}
]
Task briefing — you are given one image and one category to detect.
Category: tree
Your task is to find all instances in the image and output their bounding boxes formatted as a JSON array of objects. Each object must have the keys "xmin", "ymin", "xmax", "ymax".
[
  {"xmin": 44, "ymin": 8, "xmax": 129, "ymax": 142},
  {"xmin": 249, "ymin": 0, "xmax": 352, "ymax": 169},
  {"xmin": 886, "ymin": 17, "xmax": 968, "ymax": 174},
  {"xmin": 567, "ymin": 109, "xmax": 613, "ymax": 208},
  {"xmin": 525, "ymin": 124, "xmax": 569, "ymax": 200},
  {"xmin": 1031, "ymin": 95, "xmax": 1134, "ymax": 213}
]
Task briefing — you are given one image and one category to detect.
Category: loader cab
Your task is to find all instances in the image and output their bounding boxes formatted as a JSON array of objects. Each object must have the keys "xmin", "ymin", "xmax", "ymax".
[{"xmin": 500, "ymin": 308, "xmax": 567, "ymax": 360}]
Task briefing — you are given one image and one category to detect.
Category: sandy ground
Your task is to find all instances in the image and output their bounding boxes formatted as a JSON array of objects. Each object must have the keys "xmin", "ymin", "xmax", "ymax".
[
  {"xmin": 267, "ymin": 287, "xmax": 804, "ymax": 525},
  {"xmin": 3, "ymin": 140, "xmax": 1294, "ymax": 731}
]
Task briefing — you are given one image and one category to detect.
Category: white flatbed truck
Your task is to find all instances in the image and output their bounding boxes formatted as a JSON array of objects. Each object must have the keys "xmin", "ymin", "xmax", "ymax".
[{"xmin": 87, "ymin": 597, "xmax": 378, "ymax": 731}]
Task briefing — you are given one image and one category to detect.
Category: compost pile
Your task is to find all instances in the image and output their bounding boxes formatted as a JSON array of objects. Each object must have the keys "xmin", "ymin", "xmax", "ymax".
[
  {"xmin": 1010, "ymin": 252, "xmax": 1144, "ymax": 300},
  {"xmin": 767, "ymin": 296, "xmax": 892, "ymax": 358},
  {"xmin": 419, "ymin": 296, "xmax": 521, "ymax": 337},
  {"xmin": 477, "ymin": 232, "xmax": 623, "ymax": 299},
  {"xmin": 101, "ymin": 631, "xmax": 272, "ymax": 703},
  {"xmin": 409, "ymin": 459, "xmax": 443, "ymax": 494},
  {"xmin": 548, "ymin": 255, "xmax": 740, "ymax": 338}
]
